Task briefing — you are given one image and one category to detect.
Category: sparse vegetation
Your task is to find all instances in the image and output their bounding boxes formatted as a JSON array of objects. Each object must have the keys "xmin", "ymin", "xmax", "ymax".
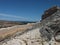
[{"xmin": 0, "ymin": 23, "xmax": 34, "ymax": 42}]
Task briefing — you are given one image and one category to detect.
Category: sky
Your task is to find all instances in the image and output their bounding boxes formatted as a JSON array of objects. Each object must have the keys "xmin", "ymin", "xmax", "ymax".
[{"xmin": 0, "ymin": 0, "xmax": 60, "ymax": 21}]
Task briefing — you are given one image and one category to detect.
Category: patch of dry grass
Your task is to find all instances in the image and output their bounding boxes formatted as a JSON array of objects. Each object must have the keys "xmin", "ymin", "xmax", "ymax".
[{"xmin": 0, "ymin": 24, "xmax": 34, "ymax": 42}]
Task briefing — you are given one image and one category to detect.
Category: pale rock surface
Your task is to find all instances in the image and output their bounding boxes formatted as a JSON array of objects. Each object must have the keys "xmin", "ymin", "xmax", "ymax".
[
  {"xmin": 2, "ymin": 28, "xmax": 42, "ymax": 45},
  {"xmin": 2, "ymin": 28, "xmax": 60, "ymax": 45}
]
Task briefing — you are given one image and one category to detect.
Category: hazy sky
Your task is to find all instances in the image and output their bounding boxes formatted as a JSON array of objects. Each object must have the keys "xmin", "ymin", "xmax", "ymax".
[{"xmin": 0, "ymin": 0, "xmax": 60, "ymax": 21}]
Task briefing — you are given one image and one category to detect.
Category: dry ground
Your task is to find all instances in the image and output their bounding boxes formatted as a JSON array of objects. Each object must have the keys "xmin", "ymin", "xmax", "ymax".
[{"xmin": 0, "ymin": 23, "xmax": 34, "ymax": 42}]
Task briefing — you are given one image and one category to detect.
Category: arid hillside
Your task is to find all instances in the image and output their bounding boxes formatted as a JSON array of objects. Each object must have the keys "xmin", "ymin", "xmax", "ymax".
[{"xmin": 0, "ymin": 20, "xmax": 36, "ymax": 28}]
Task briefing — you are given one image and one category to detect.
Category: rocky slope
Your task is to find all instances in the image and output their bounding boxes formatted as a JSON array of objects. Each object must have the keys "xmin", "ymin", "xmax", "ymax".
[{"xmin": 1, "ymin": 28, "xmax": 42, "ymax": 45}]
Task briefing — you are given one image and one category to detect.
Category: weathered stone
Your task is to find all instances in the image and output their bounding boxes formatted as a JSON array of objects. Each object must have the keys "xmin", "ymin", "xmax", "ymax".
[{"xmin": 40, "ymin": 6, "xmax": 60, "ymax": 45}]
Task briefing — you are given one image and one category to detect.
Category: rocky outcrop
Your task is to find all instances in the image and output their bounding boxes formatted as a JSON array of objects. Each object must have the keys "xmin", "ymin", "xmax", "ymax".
[
  {"xmin": 42, "ymin": 6, "xmax": 58, "ymax": 20},
  {"xmin": 40, "ymin": 6, "xmax": 60, "ymax": 45}
]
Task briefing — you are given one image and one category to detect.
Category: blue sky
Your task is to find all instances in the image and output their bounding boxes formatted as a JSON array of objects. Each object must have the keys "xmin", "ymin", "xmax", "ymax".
[{"xmin": 0, "ymin": 0, "xmax": 60, "ymax": 21}]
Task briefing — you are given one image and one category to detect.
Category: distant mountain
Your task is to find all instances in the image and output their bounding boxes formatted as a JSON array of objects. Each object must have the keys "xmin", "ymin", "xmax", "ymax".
[
  {"xmin": 15, "ymin": 21, "xmax": 37, "ymax": 23},
  {"xmin": 0, "ymin": 20, "xmax": 36, "ymax": 28}
]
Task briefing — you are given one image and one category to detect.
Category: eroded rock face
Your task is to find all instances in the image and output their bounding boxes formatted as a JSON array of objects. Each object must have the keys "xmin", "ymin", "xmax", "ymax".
[
  {"xmin": 40, "ymin": 26, "xmax": 52, "ymax": 41},
  {"xmin": 40, "ymin": 6, "xmax": 60, "ymax": 45}
]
